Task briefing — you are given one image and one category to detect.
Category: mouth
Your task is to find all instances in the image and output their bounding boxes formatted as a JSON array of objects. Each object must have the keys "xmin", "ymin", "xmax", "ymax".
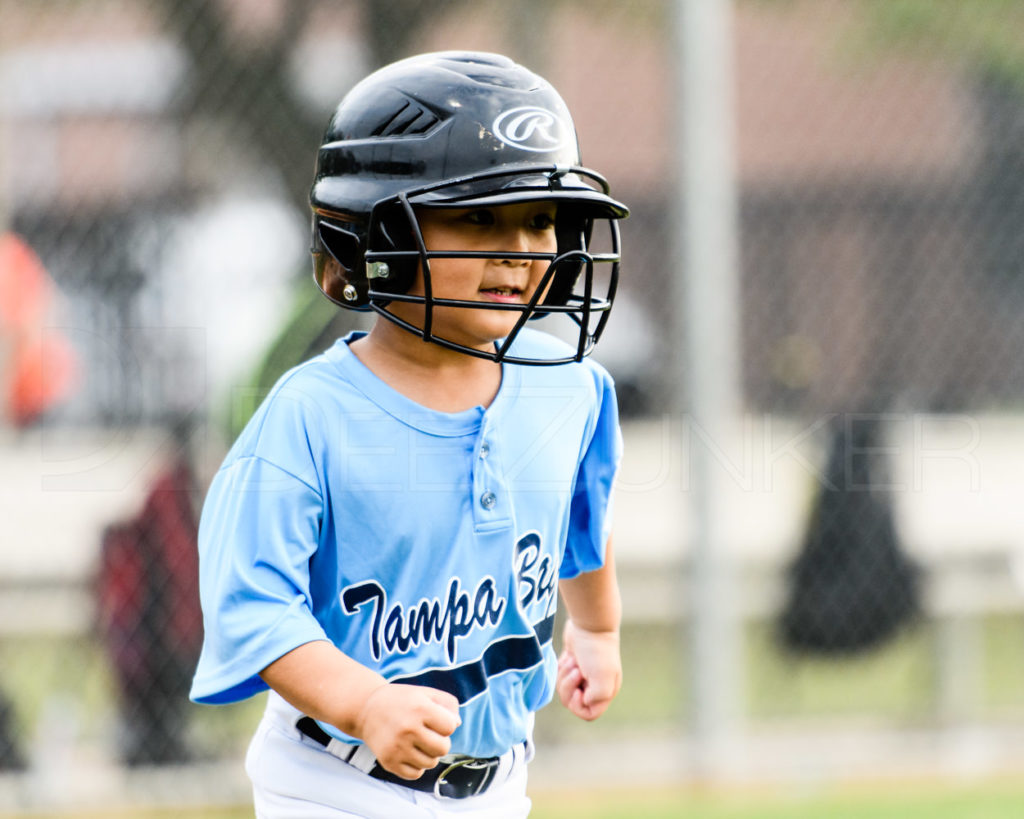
[{"xmin": 479, "ymin": 286, "xmax": 524, "ymax": 304}]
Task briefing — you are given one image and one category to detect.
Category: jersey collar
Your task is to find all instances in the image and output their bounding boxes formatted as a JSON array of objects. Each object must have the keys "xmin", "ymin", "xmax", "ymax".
[{"xmin": 325, "ymin": 332, "xmax": 521, "ymax": 437}]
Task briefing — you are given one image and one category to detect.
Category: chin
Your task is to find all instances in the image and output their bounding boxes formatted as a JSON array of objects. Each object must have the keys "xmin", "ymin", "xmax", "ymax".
[{"xmin": 434, "ymin": 310, "xmax": 522, "ymax": 349}]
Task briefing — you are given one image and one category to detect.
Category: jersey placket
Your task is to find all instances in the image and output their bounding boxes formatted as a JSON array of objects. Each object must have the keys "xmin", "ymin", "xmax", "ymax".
[{"xmin": 471, "ymin": 422, "xmax": 512, "ymax": 534}]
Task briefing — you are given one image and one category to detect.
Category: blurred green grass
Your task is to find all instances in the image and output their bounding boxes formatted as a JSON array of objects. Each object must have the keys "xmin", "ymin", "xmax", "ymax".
[
  {"xmin": 533, "ymin": 779, "xmax": 1024, "ymax": 819},
  {"xmin": 6, "ymin": 778, "xmax": 1024, "ymax": 819}
]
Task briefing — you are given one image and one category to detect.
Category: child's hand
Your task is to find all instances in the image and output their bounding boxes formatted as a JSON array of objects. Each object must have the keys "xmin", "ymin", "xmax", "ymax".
[
  {"xmin": 556, "ymin": 619, "xmax": 622, "ymax": 721},
  {"xmin": 356, "ymin": 683, "xmax": 461, "ymax": 779}
]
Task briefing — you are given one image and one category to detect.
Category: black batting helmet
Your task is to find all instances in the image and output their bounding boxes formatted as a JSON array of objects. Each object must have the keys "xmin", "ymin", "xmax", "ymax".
[{"xmin": 310, "ymin": 51, "xmax": 628, "ymax": 365}]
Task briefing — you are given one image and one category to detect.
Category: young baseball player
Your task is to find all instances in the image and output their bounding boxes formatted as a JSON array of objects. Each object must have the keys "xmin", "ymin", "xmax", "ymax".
[{"xmin": 191, "ymin": 51, "xmax": 628, "ymax": 818}]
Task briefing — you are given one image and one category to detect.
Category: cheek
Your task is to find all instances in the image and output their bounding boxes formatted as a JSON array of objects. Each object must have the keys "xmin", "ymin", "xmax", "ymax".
[
  {"xmin": 530, "ymin": 234, "xmax": 558, "ymax": 274},
  {"xmin": 417, "ymin": 259, "xmax": 478, "ymax": 296}
]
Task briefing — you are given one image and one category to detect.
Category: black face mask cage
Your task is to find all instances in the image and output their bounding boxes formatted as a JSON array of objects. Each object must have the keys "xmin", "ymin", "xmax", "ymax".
[{"xmin": 360, "ymin": 165, "xmax": 623, "ymax": 365}]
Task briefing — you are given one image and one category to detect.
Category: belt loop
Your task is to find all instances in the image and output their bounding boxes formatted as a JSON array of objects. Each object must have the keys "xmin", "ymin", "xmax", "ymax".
[
  {"xmin": 295, "ymin": 716, "xmax": 360, "ymax": 765},
  {"xmin": 345, "ymin": 743, "xmax": 379, "ymax": 775}
]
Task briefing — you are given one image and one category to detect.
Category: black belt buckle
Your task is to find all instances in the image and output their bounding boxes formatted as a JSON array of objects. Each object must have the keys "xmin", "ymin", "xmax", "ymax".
[{"xmin": 433, "ymin": 755, "xmax": 500, "ymax": 799}]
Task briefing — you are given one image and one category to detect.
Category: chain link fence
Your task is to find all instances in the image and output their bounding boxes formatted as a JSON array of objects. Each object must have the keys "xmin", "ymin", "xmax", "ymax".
[{"xmin": 2, "ymin": 0, "xmax": 1024, "ymax": 811}]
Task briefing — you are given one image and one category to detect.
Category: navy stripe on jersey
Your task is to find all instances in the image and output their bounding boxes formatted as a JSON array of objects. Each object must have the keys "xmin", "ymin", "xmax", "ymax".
[{"xmin": 394, "ymin": 614, "xmax": 555, "ymax": 703}]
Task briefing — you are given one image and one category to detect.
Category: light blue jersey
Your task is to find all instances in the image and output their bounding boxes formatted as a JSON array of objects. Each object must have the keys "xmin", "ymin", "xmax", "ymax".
[{"xmin": 190, "ymin": 329, "xmax": 621, "ymax": 758}]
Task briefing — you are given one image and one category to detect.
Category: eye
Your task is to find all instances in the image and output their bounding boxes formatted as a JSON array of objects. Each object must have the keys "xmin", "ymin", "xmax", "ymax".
[{"xmin": 529, "ymin": 212, "xmax": 556, "ymax": 231}]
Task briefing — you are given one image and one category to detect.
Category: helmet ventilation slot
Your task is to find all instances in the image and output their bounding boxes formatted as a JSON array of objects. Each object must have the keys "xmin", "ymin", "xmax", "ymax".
[{"xmin": 373, "ymin": 100, "xmax": 441, "ymax": 137}]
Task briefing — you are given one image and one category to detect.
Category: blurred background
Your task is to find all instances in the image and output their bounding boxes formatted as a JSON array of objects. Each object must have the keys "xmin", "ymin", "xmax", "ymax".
[{"xmin": 2, "ymin": 0, "xmax": 1024, "ymax": 815}]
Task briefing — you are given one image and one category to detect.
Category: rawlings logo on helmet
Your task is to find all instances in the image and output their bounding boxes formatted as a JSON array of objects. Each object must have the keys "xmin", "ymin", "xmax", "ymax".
[{"xmin": 492, "ymin": 106, "xmax": 568, "ymax": 152}]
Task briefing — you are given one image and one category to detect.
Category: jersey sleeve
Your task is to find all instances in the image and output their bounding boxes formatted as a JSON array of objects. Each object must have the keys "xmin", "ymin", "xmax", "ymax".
[
  {"xmin": 559, "ymin": 364, "xmax": 622, "ymax": 579},
  {"xmin": 190, "ymin": 378, "xmax": 329, "ymax": 704}
]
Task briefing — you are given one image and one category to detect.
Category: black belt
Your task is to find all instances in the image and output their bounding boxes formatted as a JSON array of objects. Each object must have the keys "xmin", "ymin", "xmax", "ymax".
[{"xmin": 296, "ymin": 716, "xmax": 501, "ymax": 799}]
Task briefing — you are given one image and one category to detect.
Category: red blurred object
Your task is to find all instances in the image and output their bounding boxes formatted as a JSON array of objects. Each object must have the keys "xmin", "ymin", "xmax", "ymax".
[
  {"xmin": 0, "ymin": 232, "xmax": 51, "ymax": 329},
  {"xmin": 0, "ymin": 232, "xmax": 79, "ymax": 426},
  {"xmin": 96, "ymin": 455, "xmax": 202, "ymax": 765},
  {"xmin": 6, "ymin": 334, "xmax": 79, "ymax": 425}
]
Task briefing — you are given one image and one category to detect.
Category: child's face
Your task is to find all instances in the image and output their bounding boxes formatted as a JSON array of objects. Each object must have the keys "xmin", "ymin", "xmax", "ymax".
[{"xmin": 396, "ymin": 201, "xmax": 559, "ymax": 353}]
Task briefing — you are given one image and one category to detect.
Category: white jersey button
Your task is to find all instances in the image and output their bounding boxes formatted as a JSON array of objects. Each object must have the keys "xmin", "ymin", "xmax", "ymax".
[
  {"xmin": 480, "ymin": 491, "xmax": 497, "ymax": 510},
  {"xmin": 479, "ymin": 442, "xmax": 490, "ymax": 458}
]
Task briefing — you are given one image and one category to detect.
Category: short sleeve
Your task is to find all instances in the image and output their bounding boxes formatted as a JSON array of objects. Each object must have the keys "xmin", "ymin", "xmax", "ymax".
[
  {"xmin": 190, "ymin": 455, "xmax": 327, "ymax": 705},
  {"xmin": 559, "ymin": 366, "xmax": 622, "ymax": 579}
]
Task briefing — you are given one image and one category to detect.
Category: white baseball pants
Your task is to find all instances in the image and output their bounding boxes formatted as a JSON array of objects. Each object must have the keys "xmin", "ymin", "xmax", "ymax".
[{"xmin": 245, "ymin": 693, "xmax": 533, "ymax": 818}]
